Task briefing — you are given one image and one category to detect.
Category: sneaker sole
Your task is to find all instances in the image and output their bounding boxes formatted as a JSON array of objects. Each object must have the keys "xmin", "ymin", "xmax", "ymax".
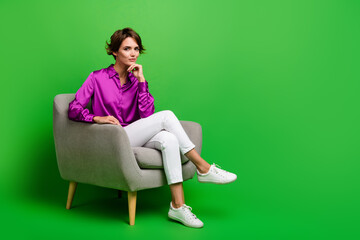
[
  {"xmin": 197, "ymin": 177, "xmax": 237, "ymax": 184},
  {"xmin": 168, "ymin": 212, "xmax": 204, "ymax": 228}
]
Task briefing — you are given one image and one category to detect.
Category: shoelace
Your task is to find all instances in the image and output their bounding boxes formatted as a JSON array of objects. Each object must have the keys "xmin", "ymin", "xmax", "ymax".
[
  {"xmin": 182, "ymin": 204, "xmax": 198, "ymax": 220},
  {"xmin": 212, "ymin": 163, "xmax": 230, "ymax": 178},
  {"xmin": 214, "ymin": 163, "xmax": 223, "ymax": 170}
]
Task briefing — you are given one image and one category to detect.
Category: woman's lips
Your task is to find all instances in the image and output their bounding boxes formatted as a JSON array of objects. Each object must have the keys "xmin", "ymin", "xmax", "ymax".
[{"xmin": 129, "ymin": 59, "xmax": 136, "ymax": 62}]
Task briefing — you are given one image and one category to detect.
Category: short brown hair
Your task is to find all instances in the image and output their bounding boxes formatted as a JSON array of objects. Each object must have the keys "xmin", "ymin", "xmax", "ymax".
[{"xmin": 105, "ymin": 27, "xmax": 146, "ymax": 60}]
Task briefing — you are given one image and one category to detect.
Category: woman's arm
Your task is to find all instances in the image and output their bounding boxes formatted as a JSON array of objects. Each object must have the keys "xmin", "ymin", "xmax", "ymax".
[
  {"xmin": 138, "ymin": 80, "xmax": 155, "ymax": 118},
  {"xmin": 127, "ymin": 64, "xmax": 155, "ymax": 118},
  {"xmin": 68, "ymin": 72, "xmax": 96, "ymax": 122}
]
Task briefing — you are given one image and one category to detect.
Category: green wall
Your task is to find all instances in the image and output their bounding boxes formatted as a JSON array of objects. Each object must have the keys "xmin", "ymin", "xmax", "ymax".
[{"xmin": 1, "ymin": 0, "xmax": 359, "ymax": 239}]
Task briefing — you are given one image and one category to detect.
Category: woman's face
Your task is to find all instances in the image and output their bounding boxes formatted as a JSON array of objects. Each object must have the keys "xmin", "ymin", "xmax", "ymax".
[{"xmin": 113, "ymin": 37, "xmax": 140, "ymax": 66}]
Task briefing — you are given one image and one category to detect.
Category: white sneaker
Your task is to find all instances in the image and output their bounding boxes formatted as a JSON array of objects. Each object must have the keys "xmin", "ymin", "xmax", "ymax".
[
  {"xmin": 168, "ymin": 202, "xmax": 204, "ymax": 228},
  {"xmin": 197, "ymin": 163, "xmax": 237, "ymax": 184}
]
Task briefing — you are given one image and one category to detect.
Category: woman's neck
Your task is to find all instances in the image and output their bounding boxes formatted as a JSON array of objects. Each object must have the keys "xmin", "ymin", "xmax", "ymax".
[{"xmin": 113, "ymin": 62, "xmax": 128, "ymax": 80}]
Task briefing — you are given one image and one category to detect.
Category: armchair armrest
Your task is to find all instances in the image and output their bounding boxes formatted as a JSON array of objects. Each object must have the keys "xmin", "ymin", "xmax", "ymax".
[
  {"xmin": 53, "ymin": 120, "xmax": 142, "ymax": 191},
  {"xmin": 180, "ymin": 120, "xmax": 203, "ymax": 155}
]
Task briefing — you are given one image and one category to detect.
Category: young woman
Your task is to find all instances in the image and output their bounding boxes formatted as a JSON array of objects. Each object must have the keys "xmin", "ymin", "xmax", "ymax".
[{"xmin": 68, "ymin": 27, "xmax": 237, "ymax": 228}]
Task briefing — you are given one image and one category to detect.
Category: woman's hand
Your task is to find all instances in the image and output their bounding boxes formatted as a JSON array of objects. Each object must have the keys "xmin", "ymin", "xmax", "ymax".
[
  {"xmin": 93, "ymin": 116, "xmax": 121, "ymax": 125},
  {"xmin": 127, "ymin": 64, "xmax": 145, "ymax": 82}
]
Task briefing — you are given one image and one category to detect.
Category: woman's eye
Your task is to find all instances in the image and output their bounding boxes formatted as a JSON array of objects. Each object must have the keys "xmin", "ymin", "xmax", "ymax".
[{"xmin": 124, "ymin": 47, "xmax": 139, "ymax": 51}]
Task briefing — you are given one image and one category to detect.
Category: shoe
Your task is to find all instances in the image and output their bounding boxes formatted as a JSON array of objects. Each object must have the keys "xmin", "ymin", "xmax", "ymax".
[
  {"xmin": 197, "ymin": 163, "xmax": 237, "ymax": 184},
  {"xmin": 168, "ymin": 202, "xmax": 204, "ymax": 228}
]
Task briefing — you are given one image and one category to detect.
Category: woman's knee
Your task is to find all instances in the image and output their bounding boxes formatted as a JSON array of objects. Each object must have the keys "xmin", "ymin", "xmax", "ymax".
[
  {"xmin": 157, "ymin": 131, "xmax": 179, "ymax": 149},
  {"xmin": 159, "ymin": 110, "xmax": 177, "ymax": 119}
]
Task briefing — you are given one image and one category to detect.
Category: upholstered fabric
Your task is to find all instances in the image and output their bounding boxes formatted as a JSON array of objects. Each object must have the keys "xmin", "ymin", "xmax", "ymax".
[
  {"xmin": 133, "ymin": 147, "xmax": 190, "ymax": 169},
  {"xmin": 53, "ymin": 94, "xmax": 202, "ymax": 192}
]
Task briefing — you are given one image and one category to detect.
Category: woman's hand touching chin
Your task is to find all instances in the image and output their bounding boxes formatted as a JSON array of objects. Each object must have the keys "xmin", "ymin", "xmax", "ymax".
[{"xmin": 127, "ymin": 64, "xmax": 145, "ymax": 82}]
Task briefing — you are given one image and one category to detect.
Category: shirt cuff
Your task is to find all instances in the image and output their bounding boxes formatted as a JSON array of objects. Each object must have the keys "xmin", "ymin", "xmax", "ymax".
[
  {"xmin": 85, "ymin": 113, "xmax": 96, "ymax": 122},
  {"xmin": 138, "ymin": 81, "xmax": 148, "ymax": 93}
]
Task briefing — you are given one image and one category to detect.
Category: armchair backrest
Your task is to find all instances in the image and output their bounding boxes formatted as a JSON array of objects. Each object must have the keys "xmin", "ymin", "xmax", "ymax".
[
  {"xmin": 53, "ymin": 94, "xmax": 92, "ymax": 118},
  {"xmin": 53, "ymin": 94, "xmax": 75, "ymax": 119},
  {"xmin": 53, "ymin": 93, "xmax": 93, "ymax": 146}
]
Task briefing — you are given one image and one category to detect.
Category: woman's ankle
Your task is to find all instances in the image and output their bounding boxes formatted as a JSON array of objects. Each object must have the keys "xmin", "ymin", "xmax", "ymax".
[
  {"xmin": 171, "ymin": 201, "xmax": 184, "ymax": 209},
  {"xmin": 197, "ymin": 164, "xmax": 211, "ymax": 174}
]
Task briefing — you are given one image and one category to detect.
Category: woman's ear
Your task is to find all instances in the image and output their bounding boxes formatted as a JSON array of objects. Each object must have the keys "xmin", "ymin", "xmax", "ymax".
[{"xmin": 112, "ymin": 51, "xmax": 117, "ymax": 57}]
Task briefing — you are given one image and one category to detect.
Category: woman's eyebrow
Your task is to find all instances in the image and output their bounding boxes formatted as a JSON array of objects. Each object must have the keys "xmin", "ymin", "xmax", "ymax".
[{"xmin": 124, "ymin": 45, "xmax": 139, "ymax": 48}]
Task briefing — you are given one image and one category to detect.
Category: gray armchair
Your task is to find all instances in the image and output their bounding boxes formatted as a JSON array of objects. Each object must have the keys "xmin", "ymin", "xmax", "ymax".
[{"xmin": 53, "ymin": 94, "xmax": 203, "ymax": 225}]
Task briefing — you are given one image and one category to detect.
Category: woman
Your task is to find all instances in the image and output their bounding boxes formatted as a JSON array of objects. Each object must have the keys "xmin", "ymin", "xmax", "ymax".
[{"xmin": 68, "ymin": 27, "xmax": 237, "ymax": 228}]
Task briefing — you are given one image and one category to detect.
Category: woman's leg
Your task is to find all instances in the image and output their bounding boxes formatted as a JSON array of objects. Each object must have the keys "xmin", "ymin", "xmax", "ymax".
[
  {"xmin": 142, "ymin": 131, "xmax": 186, "ymax": 209},
  {"xmin": 185, "ymin": 149, "xmax": 211, "ymax": 174},
  {"xmin": 124, "ymin": 110, "xmax": 194, "ymax": 153},
  {"xmin": 169, "ymin": 182, "xmax": 185, "ymax": 208},
  {"xmin": 124, "ymin": 110, "xmax": 210, "ymax": 173},
  {"xmin": 143, "ymin": 131, "xmax": 183, "ymax": 185}
]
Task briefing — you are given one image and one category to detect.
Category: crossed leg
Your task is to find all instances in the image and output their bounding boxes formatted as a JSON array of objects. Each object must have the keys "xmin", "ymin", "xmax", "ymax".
[{"xmin": 123, "ymin": 110, "xmax": 210, "ymax": 207}]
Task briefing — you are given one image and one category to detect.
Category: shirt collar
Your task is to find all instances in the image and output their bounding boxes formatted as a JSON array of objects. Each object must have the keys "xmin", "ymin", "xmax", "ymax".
[
  {"xmin": 107, "ymin": 64, "xmax": 118, "ymax": 78},
  {"xmin": 107, "ymin": 64, "xmax": 133, "ymax": 82}
]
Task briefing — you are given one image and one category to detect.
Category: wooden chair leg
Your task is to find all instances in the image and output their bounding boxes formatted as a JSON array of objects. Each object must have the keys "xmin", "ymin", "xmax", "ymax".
[
  {"xmin": 128, "ymin": 191, "xmax": 137, "ymax": 225},
  {"xmin": 66, "ymin": 181, "xmax": 77, "ymax": 210}
]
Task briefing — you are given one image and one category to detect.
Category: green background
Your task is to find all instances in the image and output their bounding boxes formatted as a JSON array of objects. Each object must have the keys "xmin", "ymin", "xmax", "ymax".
[{"xmin": 1, "ymin": 0, "xmax": 359, "ymax": 239}]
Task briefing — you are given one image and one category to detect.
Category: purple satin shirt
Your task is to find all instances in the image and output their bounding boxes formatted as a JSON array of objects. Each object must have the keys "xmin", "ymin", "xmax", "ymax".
[{"xmin": 68, "ymin": 64, "xmax": 155, "ymax": 126}]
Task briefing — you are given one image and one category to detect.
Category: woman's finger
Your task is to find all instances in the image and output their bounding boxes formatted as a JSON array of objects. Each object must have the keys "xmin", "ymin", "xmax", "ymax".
[
  {"xmin": 109, "ymin": 116, "xmax": 120, "ymax": 125},
  {"xmin": 106, "ymin": 117, "xmax": 115, "ymax": 124},
  {"xmin": 128, "ymin": 64, "xmax": 140, "ymax": 72},
  {"xmin": 127, "ymin": 64, "xmax": 136, "ymax": 72},
  {"xmin": 113, "ymin": 118, "xmax": 120, "ymax": 125},
  {"xmin": 109, "ymin": 120, "xmax": 117, "ymax": 125}
]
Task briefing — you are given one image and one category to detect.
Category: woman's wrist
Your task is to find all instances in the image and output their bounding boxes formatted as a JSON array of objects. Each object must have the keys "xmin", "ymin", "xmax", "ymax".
[{"xmin": 138, "ymin": 76, "xmax": 146, "ymax": 82}]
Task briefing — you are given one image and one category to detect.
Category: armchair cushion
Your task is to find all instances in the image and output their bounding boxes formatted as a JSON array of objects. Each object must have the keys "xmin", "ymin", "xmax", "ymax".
[{"xmin": 133, "ymin": 147, "xmax": 189, "ymax": 169}]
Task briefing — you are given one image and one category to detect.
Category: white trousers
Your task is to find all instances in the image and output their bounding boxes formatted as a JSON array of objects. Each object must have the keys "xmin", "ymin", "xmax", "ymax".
[{"xmin": 123, "ymin": 110, "xmax": 196, "ymax": 185}]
